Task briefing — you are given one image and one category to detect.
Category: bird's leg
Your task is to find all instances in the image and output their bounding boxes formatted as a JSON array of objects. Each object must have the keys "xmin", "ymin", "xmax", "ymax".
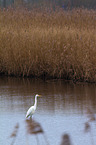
[{"xmin": 30, "ymin": 115, "xmax": 32, "ymax": 120}]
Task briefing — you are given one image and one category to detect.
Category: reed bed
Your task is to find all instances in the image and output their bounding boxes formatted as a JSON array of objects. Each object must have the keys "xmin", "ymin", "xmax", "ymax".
[{"xmin": 0, "ymin": 8, "xmax": 96, "ymax": 82}]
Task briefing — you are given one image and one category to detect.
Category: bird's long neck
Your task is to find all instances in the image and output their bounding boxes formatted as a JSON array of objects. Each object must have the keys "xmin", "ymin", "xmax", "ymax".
[{"xmin": 34, "ymin": 96, "xmax": 37, "ymax": 110}]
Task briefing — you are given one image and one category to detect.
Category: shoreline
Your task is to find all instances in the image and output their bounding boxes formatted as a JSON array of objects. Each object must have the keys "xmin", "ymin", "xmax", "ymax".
[{"xmin": 0, "ymin": 74, "xmax": 96, "ymax": 84}]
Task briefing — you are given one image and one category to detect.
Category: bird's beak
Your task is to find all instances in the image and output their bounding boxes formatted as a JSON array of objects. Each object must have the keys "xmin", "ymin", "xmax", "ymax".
[{"xmin": 38, "ymin": 95, "xmax": 41, "ymax": 97}]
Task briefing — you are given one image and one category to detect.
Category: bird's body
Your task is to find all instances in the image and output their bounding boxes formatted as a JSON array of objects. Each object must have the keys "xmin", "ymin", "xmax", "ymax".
[
  {"xmin": 26, "ymin": 94, "xmax": 41, "ymax": 119},
  {"xmin": 26, "ymin": 106, "xmax": 35, "ymax": 118}
]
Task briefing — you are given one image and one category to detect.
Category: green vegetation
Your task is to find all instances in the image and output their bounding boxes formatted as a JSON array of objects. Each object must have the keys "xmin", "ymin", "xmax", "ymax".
[{"xmin": 0, "ymin": 8, "xmax": 96, "ymax": 82}]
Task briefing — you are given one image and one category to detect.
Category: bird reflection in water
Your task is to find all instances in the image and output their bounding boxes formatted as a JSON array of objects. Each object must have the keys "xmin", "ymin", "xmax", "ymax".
[
  {"xmin": 25, "ymin": 119, "xmax": 49, "ymax": 145},
  {"xmin": 60, "ymin": 133, "xmax": 72, "ymax": 145}
]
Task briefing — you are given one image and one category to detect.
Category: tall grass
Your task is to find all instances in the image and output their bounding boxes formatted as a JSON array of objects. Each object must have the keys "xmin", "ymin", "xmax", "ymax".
[{"xmin": 0, "ymin": 8, "xmax": 96, "ymax": 82}]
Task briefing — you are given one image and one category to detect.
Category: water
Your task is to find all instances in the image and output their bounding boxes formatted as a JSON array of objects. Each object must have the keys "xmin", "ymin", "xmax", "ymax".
[{"xmin": 0, "ymin": 77, "xmax": 96, "ymax": 145}]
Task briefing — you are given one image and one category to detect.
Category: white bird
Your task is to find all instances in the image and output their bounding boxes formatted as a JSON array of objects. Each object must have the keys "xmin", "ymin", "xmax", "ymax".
[{"xmin": 26, "ymin": 94, "xmax": 41, "ymax": 119}]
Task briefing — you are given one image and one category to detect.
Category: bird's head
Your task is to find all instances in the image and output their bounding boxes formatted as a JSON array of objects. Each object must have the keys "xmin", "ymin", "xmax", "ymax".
[{"xmin": 35, "ymin": 94, "xmax": 41, "ymax": 97}]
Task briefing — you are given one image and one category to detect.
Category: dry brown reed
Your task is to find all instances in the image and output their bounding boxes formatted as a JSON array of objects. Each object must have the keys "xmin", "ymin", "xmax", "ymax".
[{"xmin": 0, "ymin": 8, "xmax": 96, "ymax": 82}]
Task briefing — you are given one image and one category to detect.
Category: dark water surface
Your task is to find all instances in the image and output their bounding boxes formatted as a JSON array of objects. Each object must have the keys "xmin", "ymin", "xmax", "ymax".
[{"xmin": 0, "ymin": 77, "xmax": 96, "ymax": 145}]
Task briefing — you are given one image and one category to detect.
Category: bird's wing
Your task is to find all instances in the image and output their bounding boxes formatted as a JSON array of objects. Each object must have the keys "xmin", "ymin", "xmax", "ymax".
[{"xmin": 26, "ymin": 106, "xmax": 35, "ymax": 118}]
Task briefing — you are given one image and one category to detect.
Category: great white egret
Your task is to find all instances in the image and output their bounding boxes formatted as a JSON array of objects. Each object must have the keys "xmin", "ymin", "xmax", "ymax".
[{"xmin": 26, "ymin": 94, "xmax": 41, "ymax": 119}]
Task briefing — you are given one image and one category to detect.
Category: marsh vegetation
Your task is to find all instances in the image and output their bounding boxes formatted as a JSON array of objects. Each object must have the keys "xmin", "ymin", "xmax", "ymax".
[{"xmin": 0, "ymin": 8, "xmax": 96, "ymax": 82}]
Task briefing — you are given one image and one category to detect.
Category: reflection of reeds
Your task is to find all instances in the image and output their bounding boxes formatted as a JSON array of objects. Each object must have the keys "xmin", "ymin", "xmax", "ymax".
[
  {"xmin": 25, "ymin": 119, "xmax": 49, "ymax": 145},
  {"xmin": 84, "ymin": 122, "xmax": 91, "ymax": 133},
  {"xmin": 10, "ymin": 123, "xmax": 19, "ymax": 145},
  {"xmin": 84, "ymin": 107, "xmax": 96, "ymax": 145},
  {"xmin": 86, "ymin": 108, "xmax": 96, "ymax": 122},
  {"xmin": 84, "ymin": 122, "xmax": 94, "ymax": 145},
  {"xmin": 60, "ymin": 133, "xmax": 72, "ymax": 145}
]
